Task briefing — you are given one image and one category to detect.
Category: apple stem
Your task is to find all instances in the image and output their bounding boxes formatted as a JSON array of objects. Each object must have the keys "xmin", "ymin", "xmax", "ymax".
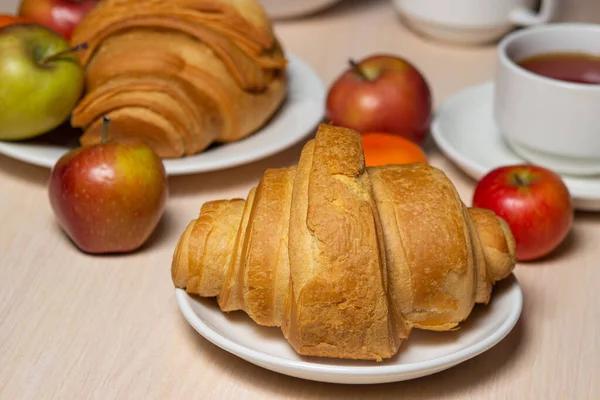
[
  {"xmin": 40, "ymin": 42, "xmax": 89, "ymax": 65},
  {"xmin": 101, "ymin": 116, "xmax": 111, "ymax": 144},
  {"xmin": 349, "ymin": 58, "xmax": 369, "ymax": 81},
  {"xmin": 514, "ymin": 174, "xmax": 527, "ymax": 187}
]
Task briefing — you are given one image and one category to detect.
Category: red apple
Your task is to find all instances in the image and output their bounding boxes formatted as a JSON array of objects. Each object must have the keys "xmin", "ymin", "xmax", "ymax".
[
  {"xmin": 48, "ymin": 117, "xmax": 168, "ymax": 254},
  {"xmin": 18, "ymin": 0, "xmax": 99, "ymax": 40},
  {"xmin": 326, "ymin": 54, "xmax": 432, "ymax": 144},
  {"xmin": 472, "ymin": 164, "xmax": 573, "ymax": 261}
]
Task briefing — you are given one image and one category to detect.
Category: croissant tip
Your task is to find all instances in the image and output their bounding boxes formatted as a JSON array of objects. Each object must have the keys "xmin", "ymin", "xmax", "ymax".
[
  {"xmin": 496, "ymin": 215, "xmax": 518, "ymax": 278},
  {"xmin": 171, "ymin": 245, "xmax": 186, "ymax": 289},
  {"xmin": 499, "ymin": 216, "xmax": 517, "ymax": 265},
  {"xmin": 171, "ymin": 219, "xmax": 197, "ymax": 289}
]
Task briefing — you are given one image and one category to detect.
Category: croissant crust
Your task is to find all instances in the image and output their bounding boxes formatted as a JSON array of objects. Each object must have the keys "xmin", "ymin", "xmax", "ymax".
[
  {"xmin": 171, "ymin": 124, "xmax": 517, "ymax": 361},
  {"xmin": 70, "ymin": 0, "xmax": 287, "ymax": 158}
]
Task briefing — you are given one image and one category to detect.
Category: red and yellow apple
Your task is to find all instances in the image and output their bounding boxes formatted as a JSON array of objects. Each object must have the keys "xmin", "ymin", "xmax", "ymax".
[
  {"xmin": 326, "ymin": 54, "xmax": 432, "ymax": 144},
  {"xmin": 18, "ymin": 0, "xmax": 99, "ymax": 40},
  {"xmin": 48, "ymin": 118, "xmax": 168, "ymax": 254},
  {"xmin": 472, "ymin": 164, "xmax": 573, "ymax": 261}
]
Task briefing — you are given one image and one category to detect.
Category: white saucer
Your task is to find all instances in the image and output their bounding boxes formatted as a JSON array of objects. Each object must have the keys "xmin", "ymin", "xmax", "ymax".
[
  {"xmin": 432, "ymin": 81, "xmax": 600, "ymax": 211},
  {"xmin": 0, "ymin": 53, "xmax": 325, "ymax": 176},
  {"xmin": 176, "ymin": 276, "xmax": 522, "ymax": 384}
]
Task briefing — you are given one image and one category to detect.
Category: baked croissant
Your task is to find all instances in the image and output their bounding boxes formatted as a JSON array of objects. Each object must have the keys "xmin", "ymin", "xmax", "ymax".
[
  {"xmin": 172, "ymin": 124, "xmax": 517, "ymax": 361},
  {"xmin": 70, "ymin": 0, "xmax": 287, "ymax": 158}
]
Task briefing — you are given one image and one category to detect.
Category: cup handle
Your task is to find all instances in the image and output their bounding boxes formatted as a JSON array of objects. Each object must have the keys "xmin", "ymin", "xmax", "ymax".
[{"xmin": 509, "ymin": 0, "xmax": 557, "ymax": 26}]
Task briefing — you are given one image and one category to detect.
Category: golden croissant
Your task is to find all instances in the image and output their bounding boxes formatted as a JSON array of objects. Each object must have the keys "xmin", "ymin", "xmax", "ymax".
[
  {"xmin": 172, "ymin": 124, "xmax": 517, "ymax": 361},
  {"xmin": 70, "ymin": 0, "xmax": 287, "ymax": 158}
]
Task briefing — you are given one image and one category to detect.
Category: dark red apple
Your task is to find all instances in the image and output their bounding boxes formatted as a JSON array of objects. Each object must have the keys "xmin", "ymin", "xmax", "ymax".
[
  {"xmin": 326, "ymin": 54, "xmax": 432, "ymax": 144},
  {"xmin": 48, "ymin": 117, "xmax": 168, "ymax": 254},
  {"xmin": 472, "ymin": 164, "xmax": 573, "ymax": 261},
  {"xmin": 18, "ymin": 0, "xmax": 99, "ymax": 40}
]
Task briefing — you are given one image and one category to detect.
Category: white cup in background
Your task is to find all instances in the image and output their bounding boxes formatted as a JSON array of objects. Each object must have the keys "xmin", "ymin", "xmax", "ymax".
[
  {"xmin": 392, "ymin": 0, "xmax": 558, "ymax": 45},
  {"xmin": 494, "ymin": 23, "xmax": 600, "ymax": 176}
]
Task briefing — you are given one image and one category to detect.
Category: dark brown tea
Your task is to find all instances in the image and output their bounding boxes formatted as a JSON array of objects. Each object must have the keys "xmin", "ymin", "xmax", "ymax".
[{"xmin": 517, "ymin": 52, "xmax": 600, "ymax": 85}]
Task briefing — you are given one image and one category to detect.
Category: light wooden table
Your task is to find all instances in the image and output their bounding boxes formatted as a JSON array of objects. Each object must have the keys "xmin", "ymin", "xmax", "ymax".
[{"xmin": 1, "ymin": 1, "xmax": 599, "ymax": 399}]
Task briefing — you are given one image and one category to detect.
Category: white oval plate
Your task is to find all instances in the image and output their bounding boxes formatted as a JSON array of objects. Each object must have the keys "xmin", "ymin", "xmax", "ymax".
[
  {"xmin": 0, "ymin": 53, "xmax": 325, "ymax": 175},
  {"xmin": 431, "ymin": 81, "xmax": 600, "ymax": 211},
  {"xmin": 176, "ymin": 275, "xmax": 522, "ymax": 384}
]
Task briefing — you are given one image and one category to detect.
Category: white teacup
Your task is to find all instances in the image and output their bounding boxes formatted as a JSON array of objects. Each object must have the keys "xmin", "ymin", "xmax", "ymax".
[
  {"xmin": 494, "ymin": 23, "xmax": 600, "ymax": 176},
  {"xmin": 392, "ymin": 0, "xmax": 557, "ymax": 45}
]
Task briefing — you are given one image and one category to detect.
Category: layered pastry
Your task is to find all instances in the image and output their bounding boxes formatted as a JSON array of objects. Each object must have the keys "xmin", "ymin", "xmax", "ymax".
[
  {"xmin": 70, "ymin": 0, "xmax": 288, "ymax": 158},
  {"xmin": 171, "ymin": 124, "xmax": 517, "ymax": 361}
]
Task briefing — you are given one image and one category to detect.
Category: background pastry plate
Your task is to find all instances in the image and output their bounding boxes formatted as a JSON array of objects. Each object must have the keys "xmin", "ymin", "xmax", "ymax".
[
  {"xmin": 176, "ymin": 276, "xmax": 522, "ymax": 385},
  {"xmin": 0, "ymin": 52, "xmax": 325, "ymax": 175}
]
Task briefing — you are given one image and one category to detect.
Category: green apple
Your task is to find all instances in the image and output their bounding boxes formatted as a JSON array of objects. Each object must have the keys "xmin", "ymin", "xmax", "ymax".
[{"xmin": 0, "ymin": 23, "xmax": 84, "ymax": 141}]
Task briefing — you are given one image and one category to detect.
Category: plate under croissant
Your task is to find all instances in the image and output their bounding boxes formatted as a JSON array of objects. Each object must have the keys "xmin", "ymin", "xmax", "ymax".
[
  {"xmin": 0, "ymin": 53, "xmax": 325, "ymax": 175},
  {"xmin": 176, "ymin": 275, "xmax": 522, "ymax": 384}
]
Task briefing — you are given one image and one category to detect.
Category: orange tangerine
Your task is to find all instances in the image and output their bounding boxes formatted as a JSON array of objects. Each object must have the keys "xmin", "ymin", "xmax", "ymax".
[
  {"xmin": 361, "ymin": 132, "xmax": 428, "ymax": 167},
  {"xmin": 0, "ymin": 15, "xmax": 31, "ymax": 28}
]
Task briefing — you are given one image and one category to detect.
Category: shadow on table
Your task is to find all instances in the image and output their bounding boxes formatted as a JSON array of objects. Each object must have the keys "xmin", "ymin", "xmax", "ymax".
[
  {"xmin": 0, "ymin": 154, "xmax": 50, "ymax": 186},
  {"xmin": 46, "ymin": 206, "xmax": 177, "ymax": 257},
  {"xmin": 0, "ymin": 122, "xmax": 80, "ymax": 185},
  {"xmin": 180, "ymin": 289, "xmax": 526, "ymax": 399},
  {"xmin": 519, "ymin": 222, "xmax": 586, "ymax": 266}
]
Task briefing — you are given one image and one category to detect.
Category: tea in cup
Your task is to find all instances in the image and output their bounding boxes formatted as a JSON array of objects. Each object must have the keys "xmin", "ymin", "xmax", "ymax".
[{"xmin": 494, "ymin": 23, "xmax": 600, "ymax": 176}]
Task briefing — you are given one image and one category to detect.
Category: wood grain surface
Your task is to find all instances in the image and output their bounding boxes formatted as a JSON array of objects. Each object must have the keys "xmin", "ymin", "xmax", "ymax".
[{"xmin": 1, "ymin": 0, "xmax": 599, "ymax": 399}]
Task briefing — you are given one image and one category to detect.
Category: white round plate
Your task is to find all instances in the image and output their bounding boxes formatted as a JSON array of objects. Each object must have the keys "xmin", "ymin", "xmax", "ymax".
[
  {"xmin": 432, "ymin": 81, "xmax": 600, "ymax": 211},
  {"xmin": 0, "ymin": 53, "xmax": 325, "ymax": 175},
  {"xmin": 176, "ymin": 276, "xmax": 522, "ymax": 384},
  {"xmin": 258, "ymin": 0, "xmax": 343, "ymax": 19}
]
